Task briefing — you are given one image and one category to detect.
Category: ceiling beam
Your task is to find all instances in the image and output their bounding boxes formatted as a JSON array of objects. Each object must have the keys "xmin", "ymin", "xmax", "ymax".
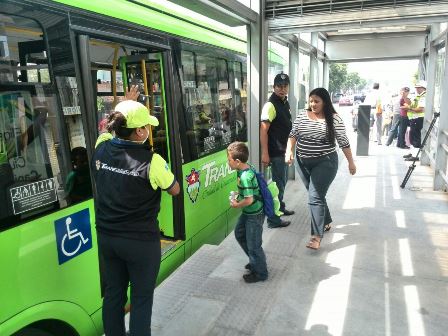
[
  {"xmin": 168, "ymin": 0, "xmax": 258, "ymax": 26},
  {"xmin": 327, "ymin": 30, "xmax": 428, "ymax": 42},
  {"xmin": 268, "ymin": 4, "xmax": 448, "ymax": 34}
]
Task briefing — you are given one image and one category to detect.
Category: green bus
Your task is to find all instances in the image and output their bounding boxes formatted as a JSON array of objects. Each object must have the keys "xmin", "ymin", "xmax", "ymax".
[{"xmin": 0, "ymin": 1, "xmax": 286, "ymax": 335}]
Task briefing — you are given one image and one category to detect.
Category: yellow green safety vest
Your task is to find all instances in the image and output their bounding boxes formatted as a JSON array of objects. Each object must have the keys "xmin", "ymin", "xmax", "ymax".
[{"xmin": 408, "ymin": 91, "xmax": 426, "ymax": 119}]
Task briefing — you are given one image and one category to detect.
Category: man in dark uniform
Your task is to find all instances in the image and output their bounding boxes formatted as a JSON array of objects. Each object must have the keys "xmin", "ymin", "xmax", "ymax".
[{"xmin": 260, "ymin": 73, "xmax": 295, "ymax": 228}]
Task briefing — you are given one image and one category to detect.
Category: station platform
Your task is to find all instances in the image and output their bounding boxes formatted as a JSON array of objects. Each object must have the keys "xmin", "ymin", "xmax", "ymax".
[{"xmin": 147, "ymin": 123, "xmax": 448, "ymax": 335}]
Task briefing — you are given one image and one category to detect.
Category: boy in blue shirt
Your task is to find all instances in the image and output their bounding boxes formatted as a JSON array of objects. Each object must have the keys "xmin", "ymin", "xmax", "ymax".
[{"xmin": 227, "ymin": 142, "xmax": 268, "ymax": 283}]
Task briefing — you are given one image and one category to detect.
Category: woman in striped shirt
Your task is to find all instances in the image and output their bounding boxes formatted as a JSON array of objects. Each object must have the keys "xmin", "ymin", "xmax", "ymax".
[{"xmin": 285, "ymin": 88, "xmax": 356, "ymax": 250}]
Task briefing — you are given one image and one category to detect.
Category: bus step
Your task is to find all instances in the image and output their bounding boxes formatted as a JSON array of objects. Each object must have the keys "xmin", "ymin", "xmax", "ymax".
[{"xmin": 161, "ymin": 238, "xmax": 180, "ymax": 255}]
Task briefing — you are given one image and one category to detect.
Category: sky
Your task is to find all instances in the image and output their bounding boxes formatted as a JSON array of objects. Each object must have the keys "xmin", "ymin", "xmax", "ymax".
[{"xmin": 348, "ymin": 60, "xmax": 419, "ymax": 92}]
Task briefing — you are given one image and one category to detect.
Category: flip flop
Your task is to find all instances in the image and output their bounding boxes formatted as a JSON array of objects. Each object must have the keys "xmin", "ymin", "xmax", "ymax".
[
  {"xmin": 306, "ymin": 237, "xmax": 321, "ymax": 250},
  {"xmin": 324, "ymin": 224, "xmax": 332, "ymax": 232}
]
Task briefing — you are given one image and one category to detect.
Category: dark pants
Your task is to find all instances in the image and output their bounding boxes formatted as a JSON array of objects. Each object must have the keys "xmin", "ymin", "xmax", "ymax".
[
  {"xmin": 397, "ymin": 116, "xmax": 409, "ymax": 148},
  {"xmin": 296, "ymin": 152, "xmax": 338, "ymax": 238},
  {"xmin": 234, "ymin": 213, "xmax": 268, "ymax": 279},
  {"xmin": 98, "ymin": 233, "xmax": 161, "ymax": 336},
  {"xmin": 409, "ymin": 117, "xmax": 424, "ymax": 148},
  {"xmin": 267, "ymin": 155, "xmax": 288, "ymax": 225},
  {"xmin": 386, "ymin": 114, "xmax": 400, "ymax": 145}
]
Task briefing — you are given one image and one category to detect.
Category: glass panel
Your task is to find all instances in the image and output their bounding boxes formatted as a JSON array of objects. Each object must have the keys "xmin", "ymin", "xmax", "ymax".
[
  {"xmin": 299, "ymin": 51, "xmax": 310, "ymax": 110},
  {"xmin": 0, "ymin": 89, "xmax": 65, "ymax": 224},
  {"xmin": 429, "ymin": 46, "xmax": 445, "ymax": 161},
  {"xmin": 0, "ymin": 14, "xmax": 96, "ymax": 229},
  {"xmin": 267, "ymin": 41, "xmax": 289, "ymax": 98},
  {"xmin": 318, "ymin": 37, "xmax": 325, "ymax": 52},
  {"xmin": 232, "ymin": 61, "xmax": 247, "ymax": 142},
  {"xmin": 0, "ymin": 17, "xmax": 50, "ymax": 84},
  {"xmin": 318, "ymin": 60, "xmax": 324, "ymax": 87},
  {"xmin": 216, "ymin": 59, "xmax": 232, "ymax": 146},
  {"xmin": 182, "ymin": 51, "xmax": 227, "ymax": 160},
  {"xmin": 300, "ymin": 33, "xmax": 312, "ymax": 44},
  {"xmin": 89, "ymin": 40, "xmax": 169, "ymax": 160}
]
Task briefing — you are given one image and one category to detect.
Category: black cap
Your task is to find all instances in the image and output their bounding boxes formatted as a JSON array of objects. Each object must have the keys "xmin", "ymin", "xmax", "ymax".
[{"xmin": 274, "ymin": 72, "xmax": 290, "ymax": 86}]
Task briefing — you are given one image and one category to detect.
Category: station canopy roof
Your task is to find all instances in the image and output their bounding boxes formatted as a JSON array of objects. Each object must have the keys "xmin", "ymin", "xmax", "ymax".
[{"xmin": 267, "ymin": 0, "xmax": 448, "ymax": 61}]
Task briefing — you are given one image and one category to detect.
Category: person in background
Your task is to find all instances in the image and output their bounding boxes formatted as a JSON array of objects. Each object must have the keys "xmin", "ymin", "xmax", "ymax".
[
  {"xmin": 381, "ymin": 100, "xmax": 393, "ymax": 137},
  {"xmin": 92, "ymin": 100, "xmax": 180, "ymax": 336},
  {"xmin": 260, "ymin": 72, "xmax": 295, "ymax": 228},
  {"xmin": 385, "ymin": 91, "xmax": 402, "ymax": 146},
  {"xmin": 364, "ymin": 83, "xmax": 383, "ymax": 144},
  {"xmin": 404, "ymin": 80, "xmax": 427, "ymax": 161},
  {"xmin": 65, "ymin": 147, "xmax": 92, "ymax": 203},
  {"xmin": 227, "ymin": 141, "xmax": 268, "ymax": 283},
  {"xmin": 285, "ymin": 88, "xmax": 356, "ymax": 250},
  {"xmin": 396, "ymin": 87, "xmax": 412, "ymax": 149}
]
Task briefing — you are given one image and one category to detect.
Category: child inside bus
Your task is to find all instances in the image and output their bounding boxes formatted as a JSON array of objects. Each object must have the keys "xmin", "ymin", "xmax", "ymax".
[
  {"xmin": 227, "ymin": 141, "xmax": 268, "ymax": 283},
  {"xmin": 65, "ymin": 147, "xmax": 92, "ymax": 204}
]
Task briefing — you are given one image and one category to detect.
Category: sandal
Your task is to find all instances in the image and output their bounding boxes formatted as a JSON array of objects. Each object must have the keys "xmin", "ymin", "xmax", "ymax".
[
  {"xmin": 324, "ymin": 224, "xmax": 332, "ymax": 232},
  {"xmin": 306, "ymin": 237, "xmax": 321, "ymax": 250}
]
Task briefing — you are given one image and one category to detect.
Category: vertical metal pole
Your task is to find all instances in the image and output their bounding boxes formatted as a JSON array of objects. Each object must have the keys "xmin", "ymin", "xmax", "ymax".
[
  {"xmin": 433, "ymin": 30, "xmax": 448, "ymax": 190},
  {"xmin": 420, "ymin": 26, "xmax": 437, "ymax": 166},
  {"xmin": 141, "ymin": 59, "xmax": 154, "ymax": 145},
  {"xmin": 309, "ymin": 32, "xmax": 318, "ymax": 90},
  {"xmin": 248, "ymin": 0, "xmax": 266, "ymax": 171},
  {"xmin": 288, "ymin": 36, "xmax": 299, "ymax": 180},
  {"xmin": 77, "ymin": 35, "xmax": 96, "ymax": 154},
  {"xmin": 288, "ymin": 36, "xmax": 299, "ymax": 120}
]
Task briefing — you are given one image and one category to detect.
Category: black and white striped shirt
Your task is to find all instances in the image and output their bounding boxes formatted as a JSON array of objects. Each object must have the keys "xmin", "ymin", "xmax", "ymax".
[{"xmin": 289, "ymin": 111, "xmax": 350, "ymax": 159}]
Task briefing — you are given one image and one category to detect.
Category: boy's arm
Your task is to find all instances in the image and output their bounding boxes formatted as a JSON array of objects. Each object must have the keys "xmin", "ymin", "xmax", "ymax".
[{"xmin": 230, "ymin": 196, "xmax": 254, "ymax": 208}]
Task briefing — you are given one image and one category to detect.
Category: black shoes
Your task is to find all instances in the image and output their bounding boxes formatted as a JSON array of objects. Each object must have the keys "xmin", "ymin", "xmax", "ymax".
[
  {"xmin": 403, "ymin": 153, "xmax": 413, "ymax": 158},
  {"xmin": 399, "ymin": 145, "xmax": 411, "ymax": 149},
  {"xmin": 245, "ymin": 263, "xmax": 252, "ymax": 271},
  {"xmin": 405, "ymin": 156, "xmax": 419, "ymax": 161},
  {"xmin": 268, "ymin": 220, "xmax": 291, "ymax": 228},
  {"xmin": 243, "ymin": 272, "xmax": 267, "ymax": 283},
  {"xmin": 281, "ymin": 209, "xmax": 295, "ymax": 216}
]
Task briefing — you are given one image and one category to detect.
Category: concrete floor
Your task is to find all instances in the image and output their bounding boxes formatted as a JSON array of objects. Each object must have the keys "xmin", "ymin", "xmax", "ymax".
[{"xmin": 148, "ymin": 118, "xmax": 448, "ymax": 336}]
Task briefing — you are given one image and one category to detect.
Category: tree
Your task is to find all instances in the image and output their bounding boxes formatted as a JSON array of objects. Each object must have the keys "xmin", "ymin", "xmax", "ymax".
[
  {"xmin": 329, "ymin": 63, "xmax": 367, "ymax": 95},
  {"xmin": 329, "ymin": 63, "xmax": 347, "ymax": 95}
]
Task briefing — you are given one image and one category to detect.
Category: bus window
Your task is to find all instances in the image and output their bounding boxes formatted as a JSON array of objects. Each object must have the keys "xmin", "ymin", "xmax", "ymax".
[
  {"xmin": 96, "ymin": 68, "xmax": 125, "ymax": 133},
  {"xmin": 216, "ymin": 59, "xmax": 233, "ymax": 146},
  {"xmin": 181, "ymin": 51, "xmax": 237, "ymax": 161},
  {"xmin": 89, "ymin": 41, "xmax": 168, "ymax": 159},
  {"xmin": 0, "ymin": 15, "xmax": 93, "ymax": 229},
  {"xmin": 232, "ymin": 61, "xmax": 247, "ymax": 142}
]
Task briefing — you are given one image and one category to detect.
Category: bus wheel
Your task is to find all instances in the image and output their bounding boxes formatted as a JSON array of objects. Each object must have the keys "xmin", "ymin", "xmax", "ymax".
[{"xmin": 14, "ymin": 328, "xmax": 53, "ymax": 336}]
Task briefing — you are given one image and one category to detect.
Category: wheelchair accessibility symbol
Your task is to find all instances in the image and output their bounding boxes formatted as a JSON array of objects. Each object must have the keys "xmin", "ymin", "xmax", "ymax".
[{"xmin": 55, "ymin": 208, "xmax": 92, "ymax": 265}]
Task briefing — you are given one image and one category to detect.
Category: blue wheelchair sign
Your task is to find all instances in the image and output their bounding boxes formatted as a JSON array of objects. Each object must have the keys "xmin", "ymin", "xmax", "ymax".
[{"xmin": 55, "ymin": 208, "xmax": 92, "ymax": 265}]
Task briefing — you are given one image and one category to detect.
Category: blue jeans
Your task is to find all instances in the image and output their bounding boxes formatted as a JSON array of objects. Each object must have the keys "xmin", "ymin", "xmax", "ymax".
[
  {"xmin": 296, "ymin": 152, "xmax": 338, "ymax": 238},
  {"xmin": 386, "ymin": 114, "xmax": 400, "ymax": 145},
  {"xmin": 267, "ymin": 155, "xmax": 288, "ymax": 225},
  {"xmin": 234, "ymin": 213, "xmax": 268, "ymax": 279}
]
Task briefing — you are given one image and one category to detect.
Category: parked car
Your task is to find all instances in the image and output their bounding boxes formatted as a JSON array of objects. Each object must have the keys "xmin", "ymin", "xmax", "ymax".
[
  {"xmin": 338, "ymin": 95, "xmax": 354, "ymax": 106},
  {"xmin": 332, "ymin": 93, "xmax": 343, "ymax": 103},
  {"xmin": 354, "ymin": 94, "xmax": 366, "ymax": 103}
]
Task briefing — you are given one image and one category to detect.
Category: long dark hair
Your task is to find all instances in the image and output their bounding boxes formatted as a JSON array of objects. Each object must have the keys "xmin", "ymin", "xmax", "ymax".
[
  {"xmin": 106, "ymin": 111, "xmax": 134, "ymax": 139},
  {"xmin": 308, "ymin": 88, "xmax": 336, "ymax": 144}
]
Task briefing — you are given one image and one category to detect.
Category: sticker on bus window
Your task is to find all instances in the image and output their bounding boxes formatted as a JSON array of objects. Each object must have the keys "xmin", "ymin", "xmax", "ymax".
[
  {"xmin": 54, "ymin": 208, "xmax": 92, "ymax": 265},
  {"xmin": 9, "ymin": 177, "xmax": 58, "ymax": 215}
]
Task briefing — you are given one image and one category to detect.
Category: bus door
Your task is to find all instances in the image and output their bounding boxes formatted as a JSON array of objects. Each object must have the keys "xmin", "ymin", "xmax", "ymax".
[
  {"xmin": 120, "ymin": 53, "xmax": 175, "ymax": 242},
  {"xmin": 82, "ymin": 39, "xmax": 181, "ymax": 249}
]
